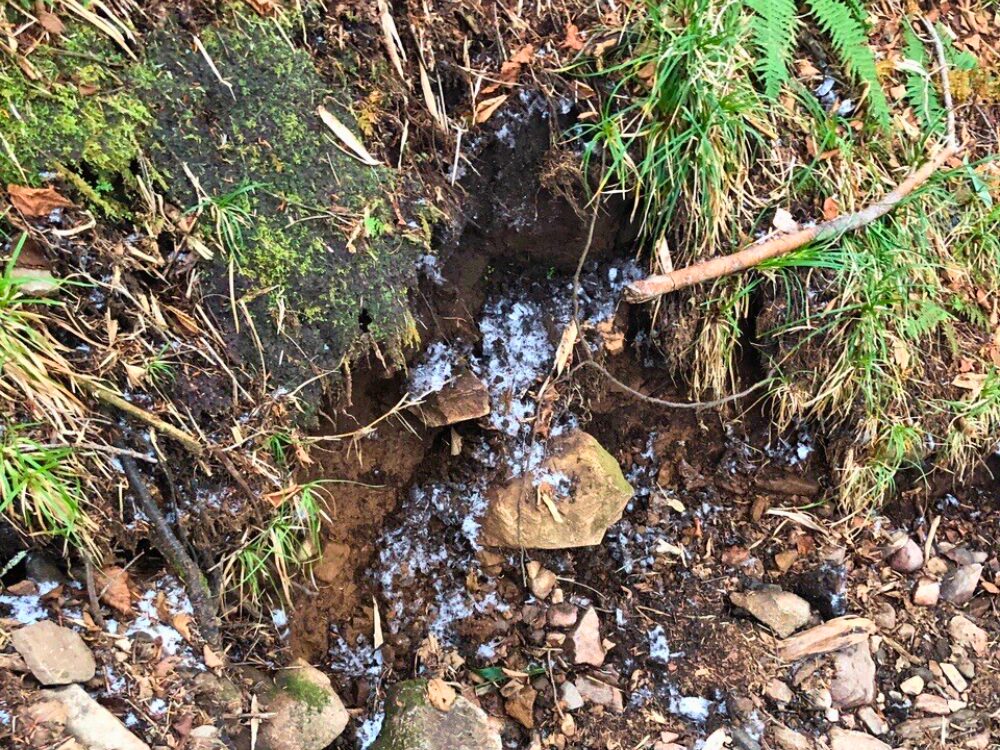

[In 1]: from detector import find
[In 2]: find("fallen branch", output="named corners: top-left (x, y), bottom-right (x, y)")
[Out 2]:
top-left (79, 381), bottom-right (204, 456)
top-left (624, 18), bottom-right (960, 303)
top-left (120, 452), bottom-right (220, 646)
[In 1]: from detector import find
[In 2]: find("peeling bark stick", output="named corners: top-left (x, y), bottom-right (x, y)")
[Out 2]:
top-left (624, 144), bottom-right (958, 302)
top-left (120, 452), bottom-right (220, 646)
top-left (625, 18), bottom-right (960, 304)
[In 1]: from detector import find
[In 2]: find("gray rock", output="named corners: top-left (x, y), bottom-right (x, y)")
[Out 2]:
top-left (372, 679), bottom-right (501, 750)
top-left (12, 621), bottom-right (96, 685)
top-left (830, 642), bottom-right (876, 708)
top-left (940, 564), bottom-right (982, 605)
top-left (730, 587), bottom-right (811, 638)
top-left (40, 684), bottom-right (149, 750)
top-left (765, 678), bottom-right (793, 705)
top-left (912, 578), bottom-right (940, 607)
top-left (770, 725), bottom-right (814, 750)
top-left (829, 728), bottom-right (890, 750)
top-left (559, 681), bottom-right (584, 711)
top-left (258, 659), bottom-right (349, 750)
top-left (415, 372), bottom-right (490, 427)
top-left (887, 537), bottom-right (923, 573)
top-left (574, 676), bottom-right (624, 713)
top-left (568, 607), bottom-right (606, 666)
top-left (948, 615), bottom-right (988, 656)
top-left (856, 706), bottom-right (888, 735)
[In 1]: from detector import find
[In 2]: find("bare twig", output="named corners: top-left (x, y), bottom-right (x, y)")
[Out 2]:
top-left (80, 381), bottom-right (204, 456)
top-left (119, 452), bottom-right (220, 646)
top-left (624, 22), bottom-right (961, 303)
top-left (84, 559), bottom-right (107, 631)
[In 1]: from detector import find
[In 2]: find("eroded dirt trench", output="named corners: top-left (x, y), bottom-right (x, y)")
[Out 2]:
top-left (285, 101), bottom-right (1000, 749)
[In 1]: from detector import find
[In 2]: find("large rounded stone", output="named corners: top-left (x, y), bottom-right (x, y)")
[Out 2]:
top-left (258, 659), bottom-right (349, 750)
top-left (372, 679), bottom-right (501, 750)
top-left (481, 431), bottom-right (633, 549)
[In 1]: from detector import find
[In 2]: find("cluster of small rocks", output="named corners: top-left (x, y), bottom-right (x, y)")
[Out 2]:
top-left (728, 530), bottom-right (994, 750)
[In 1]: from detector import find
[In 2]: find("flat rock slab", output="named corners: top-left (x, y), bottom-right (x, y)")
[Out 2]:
top-left (481, 430), bottom-right (633, 549)
top-left (372, 679), bottom-right (502, 750)
top-left (830, 641), bottom-right (876, 708)
top-left (730, 587), bottom-right (811, 638)
top-left (12, 621), bottom-right (96, 686)
top-left (41, 684), bottom-right (149, 750)
top-left (415, 372), bottom-right (490, 427)
top-left (829, 728), bottom-right (890, 750)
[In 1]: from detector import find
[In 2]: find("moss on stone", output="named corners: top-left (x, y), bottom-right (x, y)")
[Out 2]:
top-left (0, 25), bottom-right (151, 212)
top-left (135, 8), bottom-right (424, 399)
top-left (280, 673), bottom-right (331, 712)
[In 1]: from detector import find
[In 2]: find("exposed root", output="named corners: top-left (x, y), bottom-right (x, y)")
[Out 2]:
top-left (119, 452), bottom-right (220, 647)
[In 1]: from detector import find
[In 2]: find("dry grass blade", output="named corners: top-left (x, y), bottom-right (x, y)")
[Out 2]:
top-left (57, 0), bottom-right (137, 60)
top-left (317, 105), bottom-right (382, 166)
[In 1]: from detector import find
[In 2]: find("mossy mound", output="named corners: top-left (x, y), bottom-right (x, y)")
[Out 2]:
top-left (3, 8), bottom-right (427, 410)
top-left (136, 13), bottom-right (423, 403)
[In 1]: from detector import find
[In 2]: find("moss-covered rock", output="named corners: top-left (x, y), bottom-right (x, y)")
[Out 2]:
top-left (4, 6), bottom-right (428, 409)
top-left (372, 679), bottom-right (502, 750)
top-left (135, 11), bottom-right (423, 403)
top-left (259, 659), bottom-right (349, 750)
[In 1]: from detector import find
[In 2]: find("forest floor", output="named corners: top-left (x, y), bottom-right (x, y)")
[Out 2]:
top-left (1, 1), bottom-right (999, 750)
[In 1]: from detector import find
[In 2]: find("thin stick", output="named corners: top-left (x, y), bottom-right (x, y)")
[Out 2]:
top-left (80, 381), bottom-right (204, 456)
top-left (84, 559), bottom-right (107, 631)
top-left (120, 453), bottom-right (219, 646)
top-left (624, 22), bottom-right (961, 303)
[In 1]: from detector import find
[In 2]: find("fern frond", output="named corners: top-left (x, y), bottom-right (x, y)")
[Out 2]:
top-left (746, 0), bottom-right (800, 99)
top-left (806, 0), bottom-right (890, 128)
top-left (902, 24), bottom-right (944, 134)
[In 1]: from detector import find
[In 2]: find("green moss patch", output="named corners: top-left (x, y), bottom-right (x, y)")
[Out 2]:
top-left (136, 11), bottom-right (423, 397)
top-left (0, 25), bottom-right (151, 215)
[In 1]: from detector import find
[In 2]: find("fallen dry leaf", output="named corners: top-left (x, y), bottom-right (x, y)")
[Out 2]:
top-left (426, 678), bottom-right (456, 712)
top-left (203, 645), bottom-right (224, 669)
top-left (821, 196), bottom-right (840, 221)
top-left (953, 371), bottom-right (988, 396)
top-left (37, 10), bottom-right (66, 35)
top-left (474, 94), bottom-right (508, 124)
top-left (7, 184), bottom-right (74, 217)
top-left (171, 612), bottom-right (195, 643)
top-left (97, 566), bottom-right (133, 615)
top-left (562, 23), bottom-right (585, 51)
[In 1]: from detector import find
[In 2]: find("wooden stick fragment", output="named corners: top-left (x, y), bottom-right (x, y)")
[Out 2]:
top-left (624, 145), bottom-right (959, 302)
top-left (120, 453), bottom-right (220, 646)
top-left (624, 18), bottom-right (961, 304)
top-left (79, 381), bottom-right (204, 456)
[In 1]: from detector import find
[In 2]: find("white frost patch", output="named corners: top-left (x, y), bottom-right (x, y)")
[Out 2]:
top-left (0, 580), bottom-right (58, 624)
top-left (408, 342), bottom-right (458, 396)
top-left (669, 694), bottom-right (713, 723)
top-left (271, 608), bottom-right (289, 639)
top-left (126, 577), bottom-right (201, 667)
top-left (647, 625), bottom-right (672, 663)
top-left (357, 709), bottom-right (384, 749)
top-left (476, 298), bottom-right (554, 436)
top-left (416, 254), bottom-right (444, 285)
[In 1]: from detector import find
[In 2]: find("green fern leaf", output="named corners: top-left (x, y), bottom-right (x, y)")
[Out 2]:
top-left (746, 0), bottom-right (800, 99)
top-left (806, 0), bottom-right (890, 127)
top-left (902, 24), bottom-right (944, 134)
